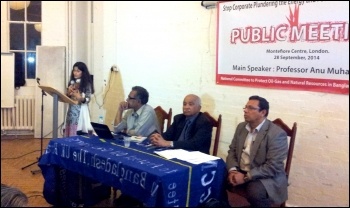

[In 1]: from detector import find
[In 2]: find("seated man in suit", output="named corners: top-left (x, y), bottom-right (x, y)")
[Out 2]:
top-left (149, 94), bottom-right (213, 154)
top-left (226, 95), bottom-right (288, 207)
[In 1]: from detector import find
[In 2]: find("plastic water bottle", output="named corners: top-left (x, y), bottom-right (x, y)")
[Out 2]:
top-left (98, 115), bottom-right (104, 124)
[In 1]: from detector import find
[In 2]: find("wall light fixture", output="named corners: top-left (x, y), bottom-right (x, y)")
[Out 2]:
top-left (34, 23), bottom-right (42, 32)
top-left (9, 1), bottom-right (31, 10)
top-left (201, 1), bottom-right (218, 9)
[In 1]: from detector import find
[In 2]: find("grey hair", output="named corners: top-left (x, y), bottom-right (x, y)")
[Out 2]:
top-left (1, 184), bottom-right (28, 207)
top-left (186, 94), bottom-right (201, 106)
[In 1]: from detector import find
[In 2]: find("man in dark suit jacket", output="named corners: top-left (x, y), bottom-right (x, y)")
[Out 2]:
top-left (150, 94), bottom-right (213, 154)
top-left (115, 95), bottom-right (213, 206)
top-left (226, 95), bottom-right (288, 206)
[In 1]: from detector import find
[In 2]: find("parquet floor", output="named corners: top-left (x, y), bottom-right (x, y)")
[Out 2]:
top-left (1, 135), bottom-right (115, 207)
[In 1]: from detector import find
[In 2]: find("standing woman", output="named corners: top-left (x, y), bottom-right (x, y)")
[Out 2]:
top-left (64, 61), bottom-right (94, 137)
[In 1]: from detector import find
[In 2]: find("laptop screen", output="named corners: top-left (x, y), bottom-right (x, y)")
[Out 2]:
top-left (90, 122), bottom-right (115, 139)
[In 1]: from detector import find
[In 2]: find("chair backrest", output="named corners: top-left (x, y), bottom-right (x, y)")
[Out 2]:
top-left (154, 106), bottom-right (172, 133)
top-left (272, 118), bottom-right (297, 179)
top-left (203, 112), bottom-right (222, 156)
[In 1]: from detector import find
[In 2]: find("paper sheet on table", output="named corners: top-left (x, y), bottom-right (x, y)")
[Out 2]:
top-left (130, 136), bottom-right (147, 143)
top-left (154, 149), bottom-right (188, 159)
top-left (154, 149), bottom-right (220, 164)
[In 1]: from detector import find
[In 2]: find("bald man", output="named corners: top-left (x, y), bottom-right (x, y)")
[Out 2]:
top-left (150, 94), bottom-right (213, 154)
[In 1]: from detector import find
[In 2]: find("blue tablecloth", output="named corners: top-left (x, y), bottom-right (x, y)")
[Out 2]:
top-left (39, 135), bottom-right (227, 207)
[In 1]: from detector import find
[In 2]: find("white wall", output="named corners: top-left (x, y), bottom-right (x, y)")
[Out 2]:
top-left (90, 2), bottom-right (349, 206)
top-left (1, 1), bottom-right (348, 206)
top-left (1, 1), bottom-right (9, 52)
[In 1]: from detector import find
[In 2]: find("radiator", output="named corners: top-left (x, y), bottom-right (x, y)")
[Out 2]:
top-left (1, 96), bottom-right (35, 130)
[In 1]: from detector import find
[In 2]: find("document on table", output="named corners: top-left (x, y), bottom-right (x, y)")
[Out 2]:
top-left (130, 136), bottom-right (147, 143)
top-left (154, 149), bottom-right (220, 164)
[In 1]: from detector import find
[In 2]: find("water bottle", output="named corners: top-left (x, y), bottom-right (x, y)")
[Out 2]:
top-left (98, 115), bottom-right (104, 124)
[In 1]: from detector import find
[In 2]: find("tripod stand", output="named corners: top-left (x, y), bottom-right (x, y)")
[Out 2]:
top-left (21, 78), bottom-right (46, 174)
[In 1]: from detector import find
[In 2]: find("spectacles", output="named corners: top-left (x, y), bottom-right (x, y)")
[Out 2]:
top-left (243, 105), bottom-right (260, 111)
top-left (127, 96), bottom-right (137, 100)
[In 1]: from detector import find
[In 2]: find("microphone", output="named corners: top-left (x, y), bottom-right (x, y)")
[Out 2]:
top-left (70, 79), bottom-right (81, 86)
top-left (69, 79), bottom-right (81, 91)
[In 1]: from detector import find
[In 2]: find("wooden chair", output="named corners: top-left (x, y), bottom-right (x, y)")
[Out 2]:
top-left (154, 106), bottom-right (172, 133)
top-left (273, 118), bottom-right (297, 183)
top-left (203, 112), bottom-right (222, 156)
top-left (113, 106), bottom-right (172, 198)
top-left (227, 118), bottom-right (297, 207)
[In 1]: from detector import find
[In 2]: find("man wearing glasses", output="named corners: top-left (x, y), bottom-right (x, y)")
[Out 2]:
top-left (113, 86), bottom-right (160, 136)
top-left (113, 86), bottom-right (161, 206)
top-left (226, 95), bottom-right (288, 207)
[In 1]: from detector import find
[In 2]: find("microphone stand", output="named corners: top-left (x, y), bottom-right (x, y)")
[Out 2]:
top-left (21, 78), bottom-right (46, 174)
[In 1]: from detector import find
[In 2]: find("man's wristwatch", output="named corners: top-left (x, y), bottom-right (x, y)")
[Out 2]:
top-left (243, 174), bottom-right (249, 182)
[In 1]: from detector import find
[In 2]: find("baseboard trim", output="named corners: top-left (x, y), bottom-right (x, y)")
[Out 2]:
top-left (1, 130), bottom-right (34, 136)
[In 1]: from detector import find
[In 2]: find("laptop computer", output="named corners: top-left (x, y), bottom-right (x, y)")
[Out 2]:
top-left (91, 122), bottom-right (129, 140)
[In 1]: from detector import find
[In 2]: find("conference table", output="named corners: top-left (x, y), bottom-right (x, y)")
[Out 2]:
top-left (38, 135), bottom-right (227, 207)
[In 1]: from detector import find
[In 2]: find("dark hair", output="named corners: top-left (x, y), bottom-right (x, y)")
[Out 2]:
top-left (249, 95), bottom-right (269, 117)
top-left (1, 184), bottom-right (28, 207)
top-left (70, 62), bottom-right (95, 94)
top-left (132, 86), bottom-right (149, 104)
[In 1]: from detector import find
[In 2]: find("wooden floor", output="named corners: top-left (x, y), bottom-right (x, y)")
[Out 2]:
top-left (1, 135), bottom-right (248, 207)
top-left (1, 135), bottom-right (116, 207)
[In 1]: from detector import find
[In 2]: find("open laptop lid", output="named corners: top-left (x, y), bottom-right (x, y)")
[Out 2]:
top-left (90, 122), bottom-right (115, 139)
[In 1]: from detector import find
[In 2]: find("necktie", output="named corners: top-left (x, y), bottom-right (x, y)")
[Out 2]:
top-left (179, 120), bottom-right (191, 141)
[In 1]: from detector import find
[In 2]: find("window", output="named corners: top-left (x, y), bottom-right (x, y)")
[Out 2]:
top-left (8, 1), bottom-right (41, 87)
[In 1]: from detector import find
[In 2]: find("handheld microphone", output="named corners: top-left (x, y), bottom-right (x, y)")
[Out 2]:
top-left (70, 79), bottom-right (81, 86)
top-left (70, 79), bottom-right (81, 91)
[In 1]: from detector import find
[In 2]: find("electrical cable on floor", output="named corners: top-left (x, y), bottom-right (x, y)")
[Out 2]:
top-left (1, 149), bottom-right (47, 160)
top-left (1, 121), bottom-right (78, 160)
top-left (27, 194), bottom-right (44, 199)
top-left (41, 122), bottom-right (64, 138)
top-left (2, 121), bottom-right (69, 160)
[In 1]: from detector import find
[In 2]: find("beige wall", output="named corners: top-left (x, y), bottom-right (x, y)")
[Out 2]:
top-left (93, 2), bottom-right (348, 206)
top-left (1, 1), bottom-right (348, 206)
top-left (1, 1), bottom-right (9, 52)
